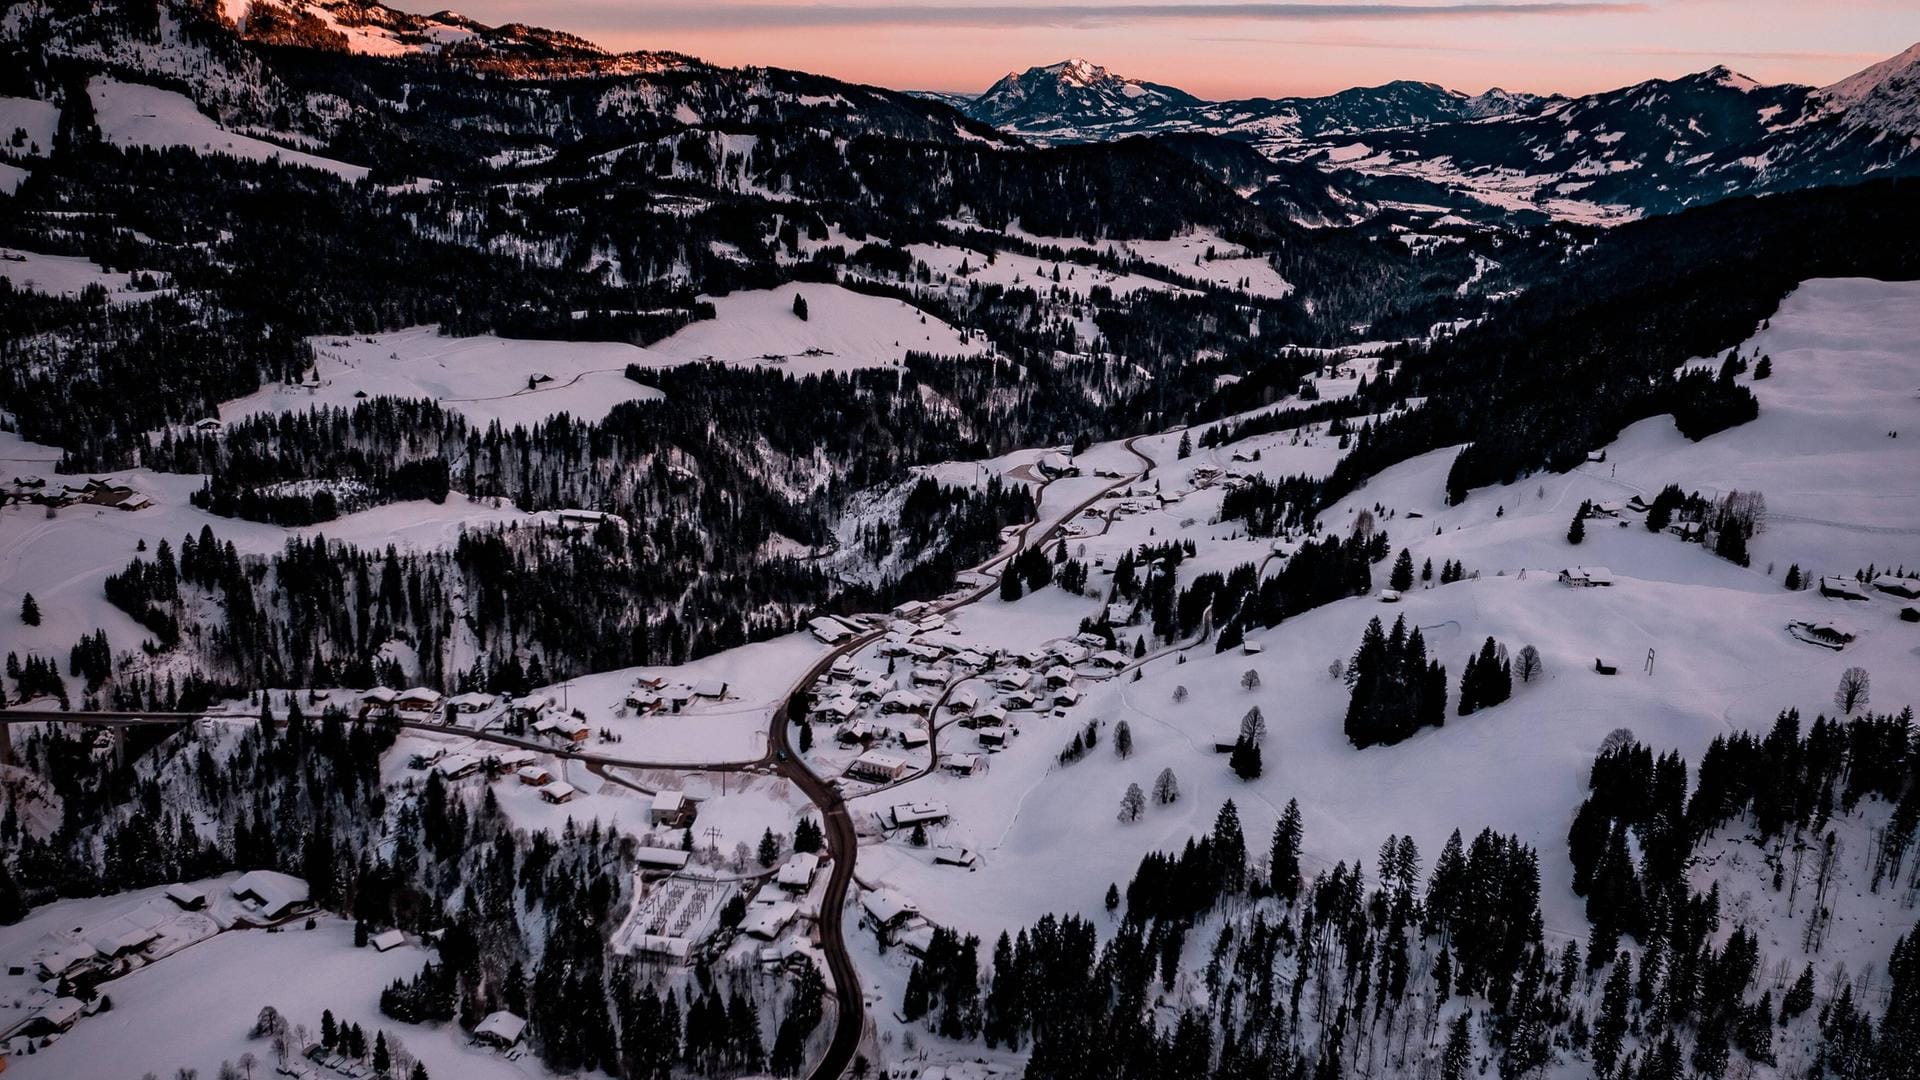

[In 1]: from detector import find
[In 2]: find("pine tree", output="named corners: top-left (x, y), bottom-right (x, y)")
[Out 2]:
top-left (1389, 548), bottom-right (1414, 591)
top-left (1229, 736), bottom-right (1262, 780)
top-left (1270, 799), bottom-right (1302, 900)
top-left (19, 593), bottom-right (38, 626)
top-left (1441, 1013), bottom-right (1472, 1080)
top-left (1781, 963), bottom-right (1815, 1020)
top-left (757, 828), bottom-right (779, 867)
top-left (1594, 953), bottom-right (1631, 1073)
top-left (1113, 720), bottom-right (1133, 758)
top-left (1105, 882), bottom-right (1120, 911)
top-left (1784, 563), bottom-right (1801, 590)
top-left (791, 294), bottom-right (809, 320)
top-left (1569, 503), bottom-right (1588, 544)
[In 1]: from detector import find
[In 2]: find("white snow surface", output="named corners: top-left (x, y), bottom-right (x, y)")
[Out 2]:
top-left (87, 77), bottom-right (370, 181)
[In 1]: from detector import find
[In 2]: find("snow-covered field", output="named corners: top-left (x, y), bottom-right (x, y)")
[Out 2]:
top-left (87, 77), bottom-right (371, 181)
top-left (0, 247), bottom-right (165, 304)
top-left (634, 282), bottom-right (985, 373)
top-left (223, 327), bottom-right (667, 429)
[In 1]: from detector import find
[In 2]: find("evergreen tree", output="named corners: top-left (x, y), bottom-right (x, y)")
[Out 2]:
top-left (1569, 503), bottom-right (1588, 545)
top-left (1270, 799), bottom-right (1302, 901)
top-left (1442, 1013), bottom-right (1472, 1080)
top-left (19, 593), bottom-right (38, 626)
top-left (1229, 736), bottom-right (1262, 780)
top-left (1389, 548), bottom-right (1414, 592)
top-left (791, 294), bottom-right (809, 320)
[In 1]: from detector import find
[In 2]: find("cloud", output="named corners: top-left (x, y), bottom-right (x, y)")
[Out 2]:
top-left (580, 2), bottom-right (1648, 33)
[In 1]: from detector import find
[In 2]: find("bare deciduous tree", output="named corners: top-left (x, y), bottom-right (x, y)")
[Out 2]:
top-left (1153, 767), bottom-right (1180, 805)
top-left (1516, 644), bottom-right (1542, 684)
top-left (1119, 783), bottom-right (1146, 823)
top-left (1835, 667), bottom-right (1870, 714)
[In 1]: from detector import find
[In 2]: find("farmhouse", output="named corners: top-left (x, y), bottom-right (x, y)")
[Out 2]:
top-left (808, 615), bottom-right (855, 644)
top-left (230, 870), bottom-right (311, 921)
top-left (474, 1011), bottom-right (527, 1049)
top-left (879, 689), bottom-right (929, 714)
top-left (1820, 576), bottom-right (1871, 601)
top-left (776, 853), bottom-right (820, 891)
top-left (846, 749), bottom-right (912, 783)
top-left (651, 790), bottom-right (695, 827)
top-left (35, 942), bottom-right (98, 982)
top-left (1559, 566), bottom-right (1614, 588)
top-left (1789, 619), bottom-right (1856, 650)
top-left (1871, 575), bottom-right (1920, 600)
top-left (889, 801), bottom-right (950, 828)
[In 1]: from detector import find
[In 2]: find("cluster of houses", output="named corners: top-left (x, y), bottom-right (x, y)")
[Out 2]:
top-left (4, 476), bottom-right (152, 512)
top-left (813, 621), bottom-right (1126, 788)
top-left (7, 872), bottom-right (314, 1049)
top-left (1789, 572), bottom-right (1920, 647)
top-left (623, 673), bottom-right (730, 715)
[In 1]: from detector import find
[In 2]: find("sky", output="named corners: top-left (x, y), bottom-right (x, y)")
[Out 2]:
top-left (451, 1), bottom-right (1920, 99)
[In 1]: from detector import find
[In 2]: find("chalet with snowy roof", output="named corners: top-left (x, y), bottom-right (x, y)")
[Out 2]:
top-left (1819, 575), bottom-right (1871, 601)
top-left (976, 726), bottom-right (1011, 749)
top-left (164, 883), bottom-right (207, 910)
top-left (517, 765), bottom-right (554, 786)
top-left (1091, 649), bottom-right (1130, 669)
top-left (1559, 566), bottom-right (1614, 588)
top-left (859, 889), bottom-right (918, 940)
top-left (893, 600), bottom-right (929, 620)
top-left (1042, 665), bottom-right (1075, 687)
top-left (1001, 689), bottom-right (1037, 710)
top-left (230, 870), bottom-right (310, 921)
top-left (1054, 686), bottom-right (1083, 708)
top-left (533, 715), bottom-right (590, 743)
top-left (537, 781), bottom-right (576, 804)
top-left (995, 669), bottom-right (1032, 691)
top-left (35, 942), bottom-right (97, 982)
top-left (808, 615), bottom-right (856, 644)
top-left (17, 996), bottom-right (84, 1037)
top-left (1872, 575), bottom-right (1920, 600)
top-left (433, 753), bottom-right (482, 779)
top-left (394, 687), bottom-right (444, 713)
top-left (693, 678), bottom-right (728, 699)
top-left (489, 748), bottom-right (537, 773)
top-left (934, 846), bottom-right (978, 868)
top-left (814, 696), bottom-right (859, 723)
top-left (947, 687), bottom-right (979, 713)
top-left (650, 790), bottom-right (695, 827)
top-left (1789, 619), bottom-right (1856, 650)
top-left (941, 752), bottom-right (982, 776)
top-left (369, 928), bottom-right (406, 952)
top-left (447, 692), bottom-right (495, 713)
top-left (889, 802), bottom-right (949, 829)
top-left (626, 689), bottom-right (662, 712)
top-left (474, 1011), bottom-right (527, 1049)
top-left (837, 719), bottom-right (878, 745)
top-left (846, 749), bottom-right (912, 783)
top-left (910, 665), bottom-right (951, 688)
top-left (740, 901), bottom-right (799, 940)
top-left (966, 703), bottom-right (1009, 728)
top-left (899, 727), bottom-right (930, 749)
top-left (776, 853), bottom-right (820, 891)
top-left (879, 689), bottom-right (929, 714)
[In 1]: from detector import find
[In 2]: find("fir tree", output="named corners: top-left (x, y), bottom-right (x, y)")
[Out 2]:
top-left (19, 593), bottom-right (38, 626)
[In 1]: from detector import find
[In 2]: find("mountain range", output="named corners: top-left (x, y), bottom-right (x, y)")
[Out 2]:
top-left (953, 49), bottom-right (1920, 223)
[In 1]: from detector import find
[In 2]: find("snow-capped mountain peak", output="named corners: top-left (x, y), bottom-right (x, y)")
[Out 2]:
top-left (1817, 41), bottom-right (1920, 136)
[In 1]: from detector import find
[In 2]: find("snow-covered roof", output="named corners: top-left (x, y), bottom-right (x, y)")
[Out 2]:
top-left (850, 749), bottom-right (912, 774)
top-left (369, 928), bottom-right (406, 952)
top-left (890, 801), bottom-right (949, 827)
top-left (860, 888), bottom-right (917, 925)
top-left (230, 869), bottom-right (310, 918)
top-left (164, 882), bottom-right (207, 907)
top-left (538, 781), bottom-right (577, 802)
top-left (517, 765), bottom-right (552, 783)
top-left (776, 853), bottom-right (820, 888)
top-left (652, 790), bottom-right (687, 814)
top-left (635, 845), bottom-right (692, 868)
top-left (475, 1010), bottom-right (527, 1045)
top-left (740, 900), bottom-right (799, 940)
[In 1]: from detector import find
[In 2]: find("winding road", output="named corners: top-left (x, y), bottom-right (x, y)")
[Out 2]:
top-left (0, 433), bottom-right (1158, 1079)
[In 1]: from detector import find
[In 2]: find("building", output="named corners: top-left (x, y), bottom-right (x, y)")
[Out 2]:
top-left (489, 749), bottom-right (537, 774)
top-left (940, 752), bottom-right (982, 776)
top-left (164, 883), bottom-right (207, 910)
top-left (538, 781), bottom-right (577, 804)
top-left (976, 726), bottom-right (1011, 749)
top-left (369, 929), bottom-right (406, 952)
top-left (1559, 566), bottom-right (1615, 588)
top-left (517, 765), bottom-right (554, 786)
top-left (859, 889), bottom-right (918, 941)
top-left (533, 716), bottom-right (590, 743)
top-left (910, 665), bottom-right (951, 688)
top-left (634, 846), bottom-right (692, 871)
top-left (1090, 650), bottom-right (1129, 669)
top-left (808, 615), bottom-right (855, 644)
top-left (846, 749), bottom-right (912, 783)
top-left (947, 688), bottom-right (979, 714)
top-left (900, 727), bottom-right (929, 749)
top-left (879, 689), bottom-right (929, 714)
top-left (933, 845), bottom-right (978, 868)
top-left (433, 753), bottom-right (482, 780)
top-left (447, 692), bottom-right (495, 713)
top-left (776, 853), bottom-right (820, 891)
top-left (651, 790), bottom-right (695, 827)
top-left (230, 870), bottom-right (311, 921)
top-left (394, 687), bottom-right (444, 713)
top-left (17, 997), bottom-right (84, 1038)
top-left (1789, 619), bottom-right (1856, 650)
top-left (35, 942), bottom-right (97, 982)
top-left (1820, 576), bottom-right (1871, 601)
top-left (474, 1011), bottom-right (527, 1049)
top-left (1872, 575), bottom-right (1920, 600)
top-left (740, 901), bottom-right (800, 940)
top-left (693, 679), bottom-right (728, 699)
top-left (889, 801), bottom-right (949, 829)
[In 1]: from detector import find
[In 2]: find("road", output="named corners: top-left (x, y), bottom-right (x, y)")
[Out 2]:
top-left (0, 434), bottom-right (1158, 1079)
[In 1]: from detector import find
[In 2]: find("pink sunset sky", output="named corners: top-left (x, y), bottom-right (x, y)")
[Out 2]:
top-left (447, 1), bottom-right (1918, 98)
